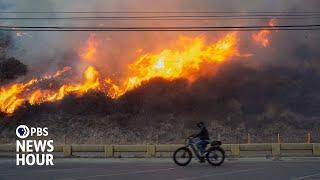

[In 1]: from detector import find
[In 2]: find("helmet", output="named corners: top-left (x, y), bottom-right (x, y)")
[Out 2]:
top-left (196, 122), bottom-right (204, 128)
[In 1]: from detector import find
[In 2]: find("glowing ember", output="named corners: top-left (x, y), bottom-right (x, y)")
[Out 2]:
top-left (252, 19), bottom-right (277, 47)
top-left (15, 32), bottom-right (31, 38)
top-left (16, 32), bottom-right (23, 37)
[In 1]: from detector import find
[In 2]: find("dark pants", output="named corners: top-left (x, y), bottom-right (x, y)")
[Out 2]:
top-left (197, 140), bottom-right (209, 155)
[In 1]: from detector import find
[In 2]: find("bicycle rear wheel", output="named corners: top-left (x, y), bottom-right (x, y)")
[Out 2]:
top-left (206, 147), bottom-right (225, 166)
top-left (173, 147), bottom-right (192, 166)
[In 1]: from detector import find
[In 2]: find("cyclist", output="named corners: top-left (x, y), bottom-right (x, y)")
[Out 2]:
top-left (190, 122), bottom-right (210, 162)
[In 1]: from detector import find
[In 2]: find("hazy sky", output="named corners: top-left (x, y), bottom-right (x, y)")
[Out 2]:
top-left (1, 0), bottom-right (320, 12)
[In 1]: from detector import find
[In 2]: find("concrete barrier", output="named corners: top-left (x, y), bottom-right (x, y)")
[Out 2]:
top-left (313, 143), bottom-right (320, 156)
top-left (146, 144), bottom-right (156, 157)
top-left (230, 144), bottom-right (240, 157)
top-left (104, 145), bottom-right (114, 158)
top-left (114, 145), bottom-right (146, 152)
top-left (63, 145), bottom-right (72, 157)
top-left (240, 143), bottom-right (271, 151)
top-left (0, 144), bottom-right (15, 152)
top-left (2, 143), bottom-right (319, 158)
top-left (281, 143), bottom-right (313, 150)
top-left (272, 143), bottom-right (281, 157)
top-left (72, 145), bottom-right (104, 152)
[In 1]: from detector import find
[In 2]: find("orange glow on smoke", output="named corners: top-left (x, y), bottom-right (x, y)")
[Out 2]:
top-left (252, 19), bottom-right (277, 47)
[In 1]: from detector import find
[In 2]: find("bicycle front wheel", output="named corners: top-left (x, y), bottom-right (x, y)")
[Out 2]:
top-left (173, 147), bottom-right (192, 166)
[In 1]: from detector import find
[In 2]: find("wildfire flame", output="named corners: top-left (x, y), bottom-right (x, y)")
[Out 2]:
top-left (28, 65), bottom-right (100, 105)
top-left (1, 29), bottom-right (266, 115)
top-left (106, 32), bottom-right (240, 97)
top-left (79, 33), bottom-right (98, 61)
top-left (252, 19), bottom-right (277, 47)
top-left (0, 79), bottom-right (37, 114)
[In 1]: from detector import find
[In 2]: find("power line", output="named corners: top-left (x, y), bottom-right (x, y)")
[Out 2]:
top-left (2, 28), bottom-right (320, 32)
top-left (1, 16), bottom-right (320, 21)
top-left (1, 14), bottom-right (320, 19)
top-left (0, 11), bottom-right (320, 14)
top-left (1, 17), bottom-right (319, 21)
top-left (0, 14), bottom-right (319, 23)
top-left (1, 24), bottom-right (320, 31)
top-left (2, 24), bottom-right (320, 29)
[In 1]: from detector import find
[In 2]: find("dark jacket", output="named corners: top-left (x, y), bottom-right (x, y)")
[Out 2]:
top-left (194, 127), bottom-right (209, 140)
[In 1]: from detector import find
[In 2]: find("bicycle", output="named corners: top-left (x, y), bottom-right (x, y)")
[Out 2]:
top-left (173, 137), bottom-right (225, 166)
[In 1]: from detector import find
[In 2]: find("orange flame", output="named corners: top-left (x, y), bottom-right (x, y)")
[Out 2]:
top-left (252, 19), bottom-right (277, 47)
top-left (0, 79), bottom-right (37, 114)
top-left (79, 33), bottom-right (98, 61)
top-left (1, 32), bottom-right (249, 115)
top-left (29, 65), bottom-right (100, 104)
top-left (42, 66), bottom-right (71, 80)
top-left (105, 32), bottom-right (240, 98)
top-left (0, 66), bottom-right (98, 114)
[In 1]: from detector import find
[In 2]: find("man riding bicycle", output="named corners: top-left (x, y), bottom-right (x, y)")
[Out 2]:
top-left (173, 122), bottom-right (225, 166)
top-left (190, 122), bottom-right (210, 162)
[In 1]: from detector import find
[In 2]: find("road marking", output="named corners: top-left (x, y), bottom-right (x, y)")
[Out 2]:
top-left (291, 172), bottom-right (320, 180)
top-left (177, 168), bottom-right (263, 180)
top-left (56, 167), bottom-right (174, 180)
top-left (0, 167), bottom-right (92, 176)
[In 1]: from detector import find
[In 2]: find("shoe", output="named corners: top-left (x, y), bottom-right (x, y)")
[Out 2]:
top-left (199, 157), bottom-right (205, 163)
top-left (199, 152), bottom-right (207, 157)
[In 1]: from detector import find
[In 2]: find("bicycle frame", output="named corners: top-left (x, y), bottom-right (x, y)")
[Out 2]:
top-left (184, 138), bottom-right (206, 160)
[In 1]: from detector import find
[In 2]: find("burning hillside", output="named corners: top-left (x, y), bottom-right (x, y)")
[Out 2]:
top-left (0, 28), bottom-right (264, 115)
top-left (0, 33), bottom-right (251, 114)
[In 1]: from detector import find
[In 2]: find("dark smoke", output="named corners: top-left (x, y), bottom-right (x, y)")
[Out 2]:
top-left (0, 57), bottom-right (27, 83)
top-left (0, 32), bottom-right (27, 83)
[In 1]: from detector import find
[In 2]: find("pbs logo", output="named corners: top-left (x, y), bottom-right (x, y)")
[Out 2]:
top-left (16, 125), bottom-right (30, 139)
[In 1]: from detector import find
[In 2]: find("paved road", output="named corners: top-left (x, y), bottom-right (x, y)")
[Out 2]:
top-left (0, 158), bottom-right (320, 180)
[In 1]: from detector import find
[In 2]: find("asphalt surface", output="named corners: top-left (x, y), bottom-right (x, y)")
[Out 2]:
top-left (0, 158), bottom-right (320, 180)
